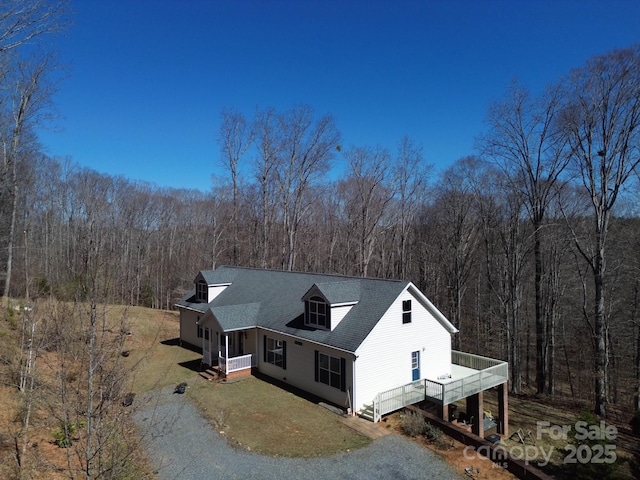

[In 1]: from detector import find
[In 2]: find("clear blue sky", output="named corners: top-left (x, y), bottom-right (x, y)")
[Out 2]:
top-left (38, 0), bottom-right (640, 192)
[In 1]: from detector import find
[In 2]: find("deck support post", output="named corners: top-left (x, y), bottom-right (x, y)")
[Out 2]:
top-left (466, 391), bottom-right (484, 438)
top-left (498, 381), bottom-right (508, 436)
top-left (438, 403), bottom-right (449, 421)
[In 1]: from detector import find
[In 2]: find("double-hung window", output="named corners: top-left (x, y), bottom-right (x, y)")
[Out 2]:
top-left (263, 335), bottom-right (286, 369)
top-left (196, 281), bottom-right (208, 302)
top-left (315, 351), bottom-right (346, 391)
top-left (306, 296), bottom-right (330, 329)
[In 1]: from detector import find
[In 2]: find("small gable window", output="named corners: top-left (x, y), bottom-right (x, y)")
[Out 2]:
top-left (196, 281), bottom-right (208, 302)
top-left (306, 296), bottom-right (330, 329)
top-left (402, 300), bottom-right (412, 324)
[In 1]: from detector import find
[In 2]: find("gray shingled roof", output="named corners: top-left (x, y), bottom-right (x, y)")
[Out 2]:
top-left (176, 266), bottom-right (410, 353)
top-left (311, 280), bottom-right (361, 304)
top-left (210, 303), bottom-right (260, 330)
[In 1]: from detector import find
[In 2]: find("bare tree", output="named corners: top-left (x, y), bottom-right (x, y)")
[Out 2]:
top-left (340, 146), bottom-right (395, 277)
top-left (469, 161), bottom-right (531, 394)
top-left (393, 137), bottom-right (431, 279)
top-left (0, 0), bottom-right (68, 53)
top-left (1, 53), bottom-right (56, 300)
top-left (218, 108), bottom-right (252, 265)
top-left (12, 300), bottom-right (51, 474)
top-left (560, 45), bottom-right (640, 416)
top-left (479, 80), bottom-right (570, 394)
top-left (430, 157), bottom-right (482, 350)
top-left (252, 107), bottom-right (281, 268)
top-left (275, 105), bottom-right (339, 271)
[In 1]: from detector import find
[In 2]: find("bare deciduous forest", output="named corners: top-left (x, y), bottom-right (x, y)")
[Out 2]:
top-left (2, 1), bottom-right (640, 477)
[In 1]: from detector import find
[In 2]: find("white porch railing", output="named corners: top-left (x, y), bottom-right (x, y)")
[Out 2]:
top-left (370, 350), bottom-right (508, 422)
top-left (218, 353), bottom-right (253, 374)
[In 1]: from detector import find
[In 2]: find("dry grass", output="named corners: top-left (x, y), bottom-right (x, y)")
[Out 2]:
top-left (119, 306), bottom-right (202, 393)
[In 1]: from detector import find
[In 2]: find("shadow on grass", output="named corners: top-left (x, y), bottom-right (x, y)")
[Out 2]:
top-left (161, 337), bottom-right (202, 353)
top-left (178, 358), bottom-right (203, 373)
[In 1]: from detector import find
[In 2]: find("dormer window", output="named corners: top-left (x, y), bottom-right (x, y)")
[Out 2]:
top-left (196, 281), bottom-right (208, 302)
top-left (306, 295), bottom-right (330, 329)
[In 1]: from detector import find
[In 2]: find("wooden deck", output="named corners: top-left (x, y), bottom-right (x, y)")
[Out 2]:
top-left (371, 351), bottom-right (508, 422)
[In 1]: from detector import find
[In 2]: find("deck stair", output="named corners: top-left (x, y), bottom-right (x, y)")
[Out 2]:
top-left (358, 403), bottom-right (375, 422)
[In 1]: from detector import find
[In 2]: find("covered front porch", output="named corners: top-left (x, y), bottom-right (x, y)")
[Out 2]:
top-left (370, 350), bottom-right (509, 438)
top-left (201, 326), bottom-right (257, 379)
top-left (198, 302), bottom-right (260, 379)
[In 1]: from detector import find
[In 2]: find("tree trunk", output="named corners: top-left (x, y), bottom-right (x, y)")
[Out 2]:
top-left (594, 247), bottom-right (607, 416)
top-left (534, 220), bottom-right (546, 394)
top-left (3, 161), bottom-right (17, 298)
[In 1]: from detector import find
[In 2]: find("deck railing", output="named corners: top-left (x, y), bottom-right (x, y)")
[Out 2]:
top-left (370, 351), bottom-right (508, 422)
top-left (452, 350), bottom-right (506, 372)
top-left (218, 353), bottom-right (253, 374)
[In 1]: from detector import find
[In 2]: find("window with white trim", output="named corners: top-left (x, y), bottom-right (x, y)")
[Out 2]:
top-left (264, 335), bottom-right (286, 369)
top-left (315, 351), bottom-right (345, 391)
top-left (196, 281), bottom-right (208, 302)
top-left (306, 296), bottom-right (330, 329)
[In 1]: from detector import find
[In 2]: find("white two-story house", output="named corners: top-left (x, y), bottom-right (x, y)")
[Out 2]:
top-left (176, 266), bottom-right (509, 437)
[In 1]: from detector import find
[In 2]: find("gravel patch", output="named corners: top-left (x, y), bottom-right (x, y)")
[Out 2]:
top-left (133, 386), bottom-right (466, 480)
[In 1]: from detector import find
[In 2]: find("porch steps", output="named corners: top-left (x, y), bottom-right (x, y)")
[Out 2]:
top-left (358, 403), bottom-right (375, 422)
top-left (199, 367), bottom-right (219, 382)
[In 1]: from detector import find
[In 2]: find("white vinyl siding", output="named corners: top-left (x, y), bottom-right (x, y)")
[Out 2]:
top-left (353, 287), bottom-right (452, 413)
top-left (329, 304), bottom-right (354, 330)
top-left (258, 331), bottom-right (352, 408)
top-left (207, 284), bottom-right (228, 302)
top-left (179, 309), bottom-right (202, 348)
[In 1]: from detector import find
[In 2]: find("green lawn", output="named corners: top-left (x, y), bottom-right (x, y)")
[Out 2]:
top-left (188, 377), bottom-right (371, 457)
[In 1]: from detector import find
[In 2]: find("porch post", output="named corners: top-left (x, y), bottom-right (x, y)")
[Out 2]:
top-left (497, 381), bottom-right (509, 436)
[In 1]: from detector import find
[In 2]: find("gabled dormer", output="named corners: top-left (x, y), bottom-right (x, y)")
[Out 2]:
top-left (194, 271), bottom-right (231, 303)
top-left (302, 280), bottom-right (360, 331)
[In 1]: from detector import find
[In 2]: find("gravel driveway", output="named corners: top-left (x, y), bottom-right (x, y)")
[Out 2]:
top-left (133, 386), bottom-right (466, 480)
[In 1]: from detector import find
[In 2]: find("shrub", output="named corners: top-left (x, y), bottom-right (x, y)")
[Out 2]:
top-left (52, 420), bottom-right (84, 448)
top-left (424, 422), bottom-right (451, 450)
top-left (35, 277), bottom-right (51, 297)
top-left (401, 410), bottom-right (426, 437)
top-left (424, 422), bottom-right (442, 442)
top-left (564, 411), bottom-right (620, 480)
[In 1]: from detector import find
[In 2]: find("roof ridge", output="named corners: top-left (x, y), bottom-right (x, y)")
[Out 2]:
top-left (213, 265), bottom-right (407, 283)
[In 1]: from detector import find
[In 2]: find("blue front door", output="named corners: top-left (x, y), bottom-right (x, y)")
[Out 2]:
top-left (411, 351), bottom-right (420, 381)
